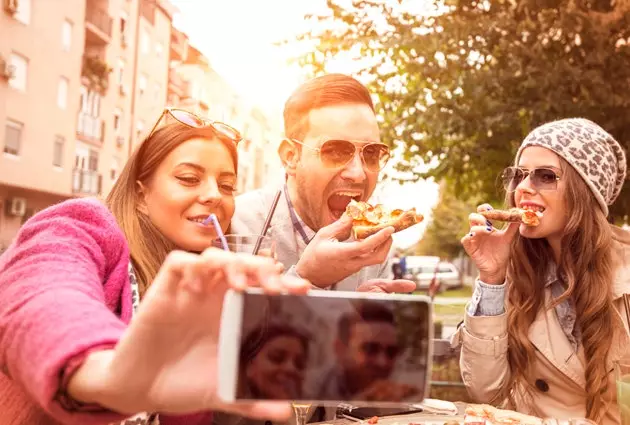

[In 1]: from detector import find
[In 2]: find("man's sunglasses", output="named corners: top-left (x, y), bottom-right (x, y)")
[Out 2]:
top-left (501, 166), bottom-right (561, 192)
top-left (147, 107), bottom-right (243, 143)
top-left (291, 139), bottom-right (390, 172)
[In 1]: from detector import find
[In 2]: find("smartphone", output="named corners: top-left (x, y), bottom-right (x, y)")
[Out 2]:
top-left (340, 406), bottom-right (425, 421)
top-left (218, 289), bottom-right (433, 407)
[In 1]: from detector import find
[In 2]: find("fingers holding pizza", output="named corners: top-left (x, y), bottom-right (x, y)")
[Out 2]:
top-left (461, 204), bottom-right (520, 285)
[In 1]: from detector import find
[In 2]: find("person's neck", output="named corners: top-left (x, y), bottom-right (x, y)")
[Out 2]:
top-left (286, 178), bottom-right (317, 231)
top-left (547, 235), bottom-right (562, 264)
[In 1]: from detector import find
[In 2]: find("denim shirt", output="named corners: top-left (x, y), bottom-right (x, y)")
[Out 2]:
top-left (467, 265), bottom-right (581, 352)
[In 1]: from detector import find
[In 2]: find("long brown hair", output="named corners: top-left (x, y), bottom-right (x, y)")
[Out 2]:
top-left (499, 159), bottom-right (616, 422)
top-left (106, 122), bottom-right (238, 294)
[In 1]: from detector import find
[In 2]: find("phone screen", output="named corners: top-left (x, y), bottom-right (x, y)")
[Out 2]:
top-left (233, 291), bottom-right (431, 405)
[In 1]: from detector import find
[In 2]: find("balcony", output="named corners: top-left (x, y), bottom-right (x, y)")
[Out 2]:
top-left (72, 169), bottom-right (102, 196)
top-left (77, 113), bottom-right (105, 146)
top-left (167, 68), bottom-right (186, 98)
top-left (170, 28), bottom-right (188, 61)
top-left (85, 5), bottom-right (113, 45)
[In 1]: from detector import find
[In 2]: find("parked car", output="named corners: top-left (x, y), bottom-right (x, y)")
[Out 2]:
top-left (405, 256), bottom-right (462, 291)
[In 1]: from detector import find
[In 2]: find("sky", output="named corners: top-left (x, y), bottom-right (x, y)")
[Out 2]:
top-left (170, 0), bottom-right (440, 249)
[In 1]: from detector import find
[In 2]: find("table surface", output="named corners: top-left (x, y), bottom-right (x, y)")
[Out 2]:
top-left (310, 403), bottom-right (468, 425)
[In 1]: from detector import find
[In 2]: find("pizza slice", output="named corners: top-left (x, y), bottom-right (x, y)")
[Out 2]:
top-left (464, 404), bottom-right (542, 425)
top-left (480, 208), bottom-right (543, 227)
top-left (345, 199), bottom-right (424, 240)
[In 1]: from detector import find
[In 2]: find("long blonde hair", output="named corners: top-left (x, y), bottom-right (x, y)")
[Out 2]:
top-left (106, 122), bottom-right (238, 294)
top-left (499, 159), bottom-right (617, 422)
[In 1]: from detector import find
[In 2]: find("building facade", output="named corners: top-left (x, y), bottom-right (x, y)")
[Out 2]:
top-left (0, 0), bottom-right (174, 249)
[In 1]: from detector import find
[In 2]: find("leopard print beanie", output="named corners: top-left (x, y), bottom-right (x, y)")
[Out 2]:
top-left (515, 118), bottom-right (627, 216)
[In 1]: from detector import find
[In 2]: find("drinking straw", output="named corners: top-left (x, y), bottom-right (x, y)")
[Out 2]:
top-left (252, 189), bottom-right (282, 255)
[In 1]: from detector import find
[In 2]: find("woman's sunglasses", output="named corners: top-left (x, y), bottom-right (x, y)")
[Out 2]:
top-left (291, 139), bottom-right (390, 172)
top-left (147, 108), bottom-right (243, 143)
top-left (501, 166), bottom-right (561, 192)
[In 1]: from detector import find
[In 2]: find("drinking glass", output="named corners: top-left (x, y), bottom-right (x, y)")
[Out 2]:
top-left (292, 402), bottom-right (312, 425)
top-left (616, 358), bottom-right (630, 425)
top-left (212, 234), bottom-right (275, 258)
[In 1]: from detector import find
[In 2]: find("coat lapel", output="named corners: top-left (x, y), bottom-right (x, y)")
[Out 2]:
top-left (528, 289), bottom-right (586, 388)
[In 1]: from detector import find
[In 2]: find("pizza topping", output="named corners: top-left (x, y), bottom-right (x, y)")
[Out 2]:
top-left (366, 416), bottom-right (379, 424)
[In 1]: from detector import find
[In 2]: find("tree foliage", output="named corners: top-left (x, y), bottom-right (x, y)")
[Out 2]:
top-left (292, 0), bottom-right (630, 221)
top-left (415, 182), bottom-right (478, 259)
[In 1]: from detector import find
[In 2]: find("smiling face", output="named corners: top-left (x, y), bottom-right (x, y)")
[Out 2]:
top-left (245, 335), bottom-right (308, 400)
top-left (513, 146), bottom-right (568, 241)
top-left (290, 103), bottom-right (382, 230)
top-left (138, 137), bottom-right (237, 252)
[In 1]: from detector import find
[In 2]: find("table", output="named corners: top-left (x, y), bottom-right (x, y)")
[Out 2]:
top-left (310, 403), bottom-right (468, 425)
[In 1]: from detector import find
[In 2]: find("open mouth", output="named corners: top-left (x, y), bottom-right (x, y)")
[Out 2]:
top-left (187, 215), bottom-right (212, 225)
top-left (521, 205), bottom-right (545, 213)
top-left (327, 191), bottom-right (362, 219)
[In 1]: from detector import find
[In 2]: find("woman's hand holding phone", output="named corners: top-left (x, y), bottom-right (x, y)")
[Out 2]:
top-left (67, 248), bottom-right (310, 420)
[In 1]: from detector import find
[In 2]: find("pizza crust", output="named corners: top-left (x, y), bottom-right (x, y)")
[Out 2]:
top-left (480, 208), bottom-right (542, 227)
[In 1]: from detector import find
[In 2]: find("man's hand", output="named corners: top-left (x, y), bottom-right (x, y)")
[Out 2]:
top-left (356, 279), bottom-right (416, 293)
top-left (295, 215), bottom-right (394, 289)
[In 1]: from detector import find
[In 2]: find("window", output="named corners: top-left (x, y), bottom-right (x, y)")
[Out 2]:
top-left (111, 156), bottom-right (120, 180)
top-left (61, 20), bottom-right (72, 51)
top-left (113, 108), bottom-right (122, 133)
top-left (117, 58), bottom-right (125, 85)
top-left (155, 42), bottom-right (164, 57)
top-left (120, 12), bottom-right (128, 44)
top-left (14, 0), bottom-right (31, 25)
top-left (88, 149), bottom-right (99, 171)
top-left (4, 120), bottom-right (23, 156)
top-left (57, 77), bottom-right (69, 110)
top-left (138, 74), bottom-right (147, 94)
top-left (8, 53), bottom-right (28, 92)
top-left (53, 136), bottom-right (64, 167)
top-left (141, 29), bottom-right (150, 55)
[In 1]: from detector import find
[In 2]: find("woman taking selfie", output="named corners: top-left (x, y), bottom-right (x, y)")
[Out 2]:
top-left (0, 109), bottom-right (309, 425)
top-left (457, 118), bottom-right (630, 424)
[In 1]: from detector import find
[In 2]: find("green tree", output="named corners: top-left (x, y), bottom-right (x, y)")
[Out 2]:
top-left (415, 183), bottom-right (477, 260)
top-left (292, 0), bottom-right (630, 221)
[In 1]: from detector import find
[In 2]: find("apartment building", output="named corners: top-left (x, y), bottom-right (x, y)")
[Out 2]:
top-left (0, 0), bottom-right (174, 249)
top-left (0, 0), bottom-right (85, 248)
top-left (168, 45), bottom-right (284, 193)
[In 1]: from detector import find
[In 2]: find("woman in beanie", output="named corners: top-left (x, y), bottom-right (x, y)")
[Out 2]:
top-left (456, 118), bottom-right (630, 424)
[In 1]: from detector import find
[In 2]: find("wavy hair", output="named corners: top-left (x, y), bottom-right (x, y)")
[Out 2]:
top-left (498, 158), bottom-right (616, 422)
top-left (106, 122), bottom-right (238, 295)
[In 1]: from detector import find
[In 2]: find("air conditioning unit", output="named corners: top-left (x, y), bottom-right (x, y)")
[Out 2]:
top-left (0, 57), bottom-right (15, 80)
top-left (4, 0), bottom-right (18, 15)
top-left (7, 197), bottom-right (26, 217)
top-left (119, 84), bottom-right (128, 96)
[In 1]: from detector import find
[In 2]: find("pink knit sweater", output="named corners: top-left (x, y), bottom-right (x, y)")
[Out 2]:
top-left (0, 198), bottom-right (211, 425)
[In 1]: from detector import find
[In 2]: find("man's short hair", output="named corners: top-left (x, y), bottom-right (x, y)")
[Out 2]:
top-left (283, 74), bottom-right (375, 140)
top-left (337, 301), bottom-right (396, 343)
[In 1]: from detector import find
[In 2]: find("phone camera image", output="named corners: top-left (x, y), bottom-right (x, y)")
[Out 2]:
top-left (231, 291), bottom-right (432, 405)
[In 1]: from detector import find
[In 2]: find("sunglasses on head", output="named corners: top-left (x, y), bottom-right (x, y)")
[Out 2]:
top-left (501, 166), bottom-right (561, 192)
top-left (147, 107), bottom-right (243, 143)
top-left (291, 139), bottom-right (390, 172)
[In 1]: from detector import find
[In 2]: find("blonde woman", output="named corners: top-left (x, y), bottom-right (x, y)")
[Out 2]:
top-left (457, 118), bottom-right (630, 424)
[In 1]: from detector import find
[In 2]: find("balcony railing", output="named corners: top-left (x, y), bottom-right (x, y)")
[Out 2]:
top-left (170, 28), bottom-right (188, 60)
top-left (85, 5), bottom-right (113, 44)
top-left (72, 169), bottom-right (102, 196)
top-left (77, 113), bottom-right (104, 144)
